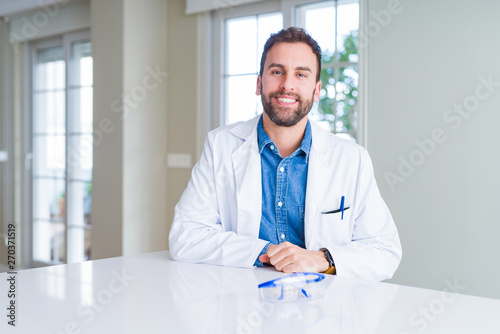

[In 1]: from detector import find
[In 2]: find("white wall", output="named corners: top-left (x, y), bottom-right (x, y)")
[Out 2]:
top-left (122, 0), bottom-right (168, 255)
top-left (91, 0), bottom-right (168, 258)
top-left (367, 0), bottom-right (500, 298)
top-left (165, 0), bottom-right (200, 249)
top-left (90, 0), bottom-right (125, 259)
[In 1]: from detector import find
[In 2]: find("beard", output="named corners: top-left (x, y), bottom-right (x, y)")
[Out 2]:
top-left (261, 85), bottom-right (315, 127)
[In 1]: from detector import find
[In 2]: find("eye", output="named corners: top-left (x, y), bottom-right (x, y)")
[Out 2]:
top-left (297, 73), bottom-right (307, 78)
top-left (272, 70), bottom-right (284, 75)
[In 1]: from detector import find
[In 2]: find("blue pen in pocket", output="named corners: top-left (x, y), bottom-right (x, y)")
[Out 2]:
top-left (340, 196), bottom-right (345, 220)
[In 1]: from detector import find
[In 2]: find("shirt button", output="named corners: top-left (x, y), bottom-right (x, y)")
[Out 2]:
top-left (270, 145), bottom-right (275, 150)
top-left (281, 234), bottom-right (285, 239)
top-left (280, 167), bottom-right (284, 172)
top-left (278, 201), bottom-right (282, 207)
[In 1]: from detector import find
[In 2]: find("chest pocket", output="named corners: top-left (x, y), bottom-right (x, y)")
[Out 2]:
top-left (315, 208), bottom-right (353, 246)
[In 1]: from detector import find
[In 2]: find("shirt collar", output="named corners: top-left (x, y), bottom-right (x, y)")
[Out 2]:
top-left (257, 116), bottom-right (273, 154)
top-left (257, 115), bottom-right (312, 159)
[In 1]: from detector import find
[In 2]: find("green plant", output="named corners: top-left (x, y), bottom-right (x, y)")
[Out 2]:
top-left (318, 30), bottom-right (358, 135)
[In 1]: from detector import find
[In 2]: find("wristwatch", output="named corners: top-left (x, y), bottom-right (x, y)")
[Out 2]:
top-left (320, 248), bottom-right (336, 274)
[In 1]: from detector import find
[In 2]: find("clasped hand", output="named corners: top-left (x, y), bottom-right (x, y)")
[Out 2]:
top-left (258, 242), bottom-right (330, 273)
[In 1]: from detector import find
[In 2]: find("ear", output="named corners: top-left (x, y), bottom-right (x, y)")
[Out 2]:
top-left (313, 80), bottom-right (322, 102)
top-left (256, 75), bottom-right (262, 96)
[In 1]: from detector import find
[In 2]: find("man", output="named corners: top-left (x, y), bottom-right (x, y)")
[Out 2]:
top-left (169, 27), bottom-right (401, 281)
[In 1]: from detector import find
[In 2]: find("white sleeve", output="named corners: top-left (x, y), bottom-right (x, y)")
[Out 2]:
top-left (168, 134), bottom-right (268, 268)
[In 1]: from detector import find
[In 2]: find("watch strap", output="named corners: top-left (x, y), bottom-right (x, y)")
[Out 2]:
top-left (320, 248), bottom-right (336, 275)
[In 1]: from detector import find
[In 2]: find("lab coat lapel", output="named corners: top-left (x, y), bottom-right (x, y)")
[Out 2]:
top-left (304, 121), bottom-right (336, 248)
top-left (230, 116), bottom-right (262, 238)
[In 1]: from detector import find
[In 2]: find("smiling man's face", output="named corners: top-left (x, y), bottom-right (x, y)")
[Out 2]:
top-left (256, 42), bottom-right (322, 127)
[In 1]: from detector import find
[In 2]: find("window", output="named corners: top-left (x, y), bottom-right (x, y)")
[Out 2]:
top-left (215, 0), bottom-right (360, 141)
top-left (30, 32), bottom-right (93, 265)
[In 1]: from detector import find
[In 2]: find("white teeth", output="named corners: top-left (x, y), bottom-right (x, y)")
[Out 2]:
top-left (277, 97), bottom-right (296, 103)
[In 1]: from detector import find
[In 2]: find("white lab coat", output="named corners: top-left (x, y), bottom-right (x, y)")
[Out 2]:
top-left (169, 115), bottom-right (402, 281)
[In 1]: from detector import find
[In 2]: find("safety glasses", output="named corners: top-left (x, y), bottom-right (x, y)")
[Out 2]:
top-left (258, 273), bottom-right (327, 302)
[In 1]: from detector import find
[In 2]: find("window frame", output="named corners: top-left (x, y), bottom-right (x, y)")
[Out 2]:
top-left (210, 0), bottom-right (367, 146)
top-left (25, 30), bottom-right (92, 268)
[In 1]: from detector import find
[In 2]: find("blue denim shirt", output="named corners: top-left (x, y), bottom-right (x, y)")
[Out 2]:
top-left (254, 116), bottom-right (311, 266)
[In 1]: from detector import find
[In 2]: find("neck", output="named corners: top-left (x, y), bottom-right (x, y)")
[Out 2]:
top-left (262, 113), bottom-right (308, 158)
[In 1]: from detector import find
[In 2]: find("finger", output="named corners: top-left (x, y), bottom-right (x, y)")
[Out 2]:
top-left (259, 254), bottom-right (270, 263)
top-left (266, 243), bottom-right (286, 257)
top-left (272, 252), bottom-right (298, 271)
top-left (267, 242), bottom-right (294, 264)
top-left (268, 247), bottom-right (292, 267)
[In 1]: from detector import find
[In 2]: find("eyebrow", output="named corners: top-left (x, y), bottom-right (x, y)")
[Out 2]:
top-left (267, 63), bottom-right (313, 73)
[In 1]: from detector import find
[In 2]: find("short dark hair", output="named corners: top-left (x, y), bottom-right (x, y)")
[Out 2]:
top-left (259, 27), bottom-right (322, 82)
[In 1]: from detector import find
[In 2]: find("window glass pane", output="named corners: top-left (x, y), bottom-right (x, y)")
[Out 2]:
top-left (226, 16), bottom-right (258, 75)
top-left (257, 12), bottom-right (283, 63)
top-left (33, 177), bottom-right (66, 264)
top-left (69, 41), bottom-right (92, 87)
top-left (69, 87), bottom-right (93, 133)
top-left (67, 181), bottom-right (91, 263)
top-left (33, 90), bottom-right (65, 134)
top-left (68, 134), bottom-right (93, 180)
top-left (337, 2), bottom-right (359, 56)
top-left (33, 220), bottom-right (66, 263)
top-left (315, 68), bottom-right (335, 126)
top-left (302, 3), bottom-right (335, 55)
top-left (67, 181), bottom-right (92, 228)
top-left (33, 178), bottom-right (65, 222)
top-left (34, 47), bottom-right (64, 91)
top-left (68, 227), bottom-right (91, 263)
top-left (226, 75), bottom-right (261, 125)
top-left (33, 135), bottom-right (65, 177)
top-left (80, 55), bottom-right (93, 87)
top-left (336, 65), bottom-right (358, 134)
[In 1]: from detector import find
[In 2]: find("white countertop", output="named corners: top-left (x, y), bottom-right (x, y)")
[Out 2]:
top-left (1, 251), bottom-right (500, 333)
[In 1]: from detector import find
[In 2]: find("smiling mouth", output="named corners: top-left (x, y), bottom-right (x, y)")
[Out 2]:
top-left (275, 96), bottom-right (298, 106)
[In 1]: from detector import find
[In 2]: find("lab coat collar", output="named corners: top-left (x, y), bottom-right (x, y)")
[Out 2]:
top-left (229, 115), bottom-right (261, 144)
top-left (229, 114), bottom-right (337, 154)
top-left (309, 120), bottom-right (337, 153)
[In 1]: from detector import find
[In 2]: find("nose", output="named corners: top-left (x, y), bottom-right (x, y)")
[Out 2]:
top-left (280, 73), bottom-right (295, 92)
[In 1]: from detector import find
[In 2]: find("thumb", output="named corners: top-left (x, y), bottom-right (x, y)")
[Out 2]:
top-left (259, 254), bottom-right (270, 264)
